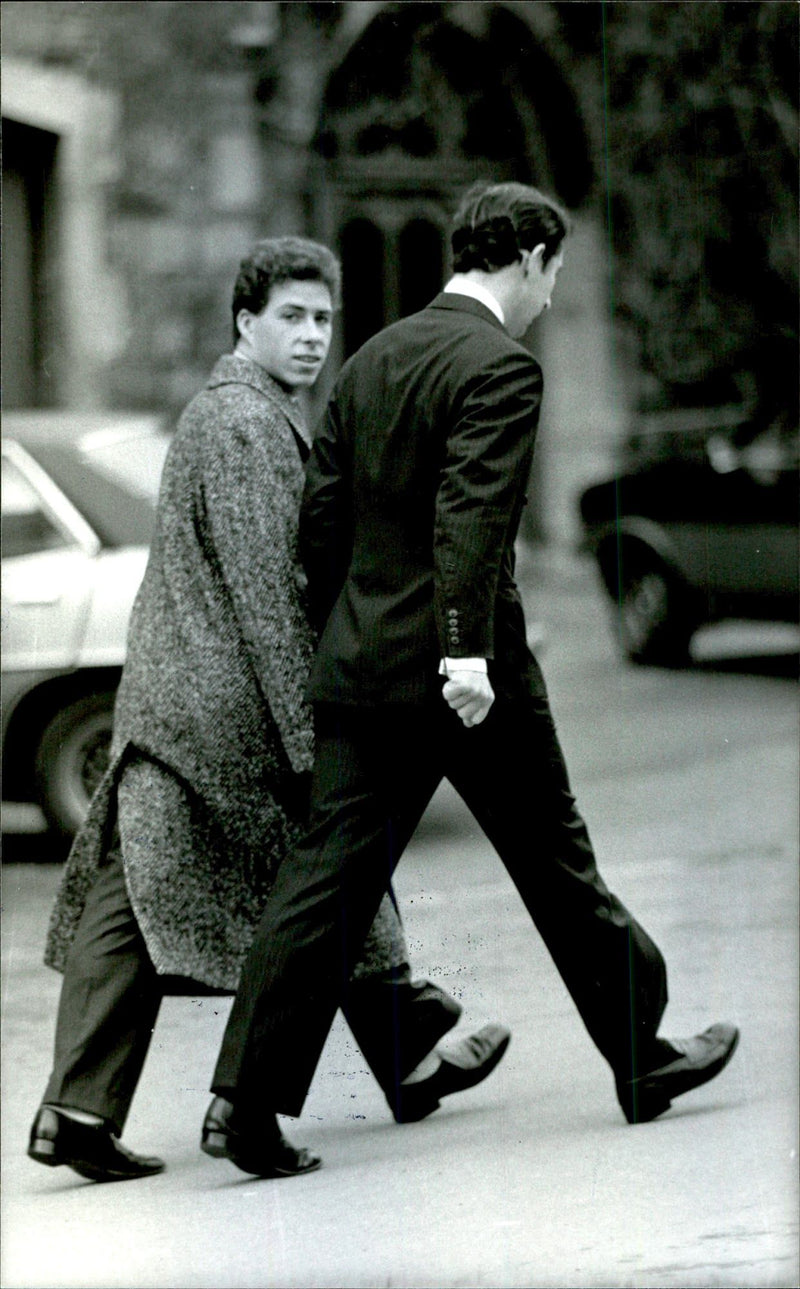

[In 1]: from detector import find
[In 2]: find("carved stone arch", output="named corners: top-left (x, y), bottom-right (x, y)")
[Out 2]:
top-left (315, 0), bottom-right (593, 357)
top-left (313, 1), bottom-right (613, 550)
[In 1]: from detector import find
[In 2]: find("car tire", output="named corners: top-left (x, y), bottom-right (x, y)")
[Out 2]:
top-left (33, 691), bottom-right (116, 838)
top-left (617, 559), bottom-right (697, 666)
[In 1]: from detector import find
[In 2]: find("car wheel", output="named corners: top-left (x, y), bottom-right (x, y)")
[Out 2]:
top-left (617, 560), bottom-right (696, 666)
top-left (34, 691), bottom-right (116, 838)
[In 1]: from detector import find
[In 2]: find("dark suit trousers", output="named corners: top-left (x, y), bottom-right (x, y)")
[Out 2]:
top-left (213, 686), bottom-right (669, 1119)
top-left (44, 851), bottom-right (460, 1137)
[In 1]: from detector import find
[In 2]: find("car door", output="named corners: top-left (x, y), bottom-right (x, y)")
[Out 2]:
top-left (1, 443), bottom-right (100, 672)
top-left (702, 427), bottom-right (799, 603)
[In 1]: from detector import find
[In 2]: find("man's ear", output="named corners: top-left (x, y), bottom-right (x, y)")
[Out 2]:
top-left (235, 308), bottom-right (252, 340)
top-left (520, 243), bottom-right (546, 276)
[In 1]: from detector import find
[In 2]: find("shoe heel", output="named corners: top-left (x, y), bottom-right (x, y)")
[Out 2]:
top-left (395, 1095), bottom-right (441, 1124)
top-left (28, 1138), bottom-right (60, 1166)
top-left (628, 1090), bottom-right (672, 1124)
top-left (201, 1129), bottom-right (228, 1158)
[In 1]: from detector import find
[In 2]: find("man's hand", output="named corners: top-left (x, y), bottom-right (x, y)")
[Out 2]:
top-left (441, 671), bottom-right (495, 727)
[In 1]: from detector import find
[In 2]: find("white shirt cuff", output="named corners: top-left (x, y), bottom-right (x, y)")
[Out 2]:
top-left (439, 657), bottom-right (488, 675)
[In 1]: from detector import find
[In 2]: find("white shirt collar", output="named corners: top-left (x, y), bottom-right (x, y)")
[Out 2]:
top-left (443, 276), bottom-right (505, 326)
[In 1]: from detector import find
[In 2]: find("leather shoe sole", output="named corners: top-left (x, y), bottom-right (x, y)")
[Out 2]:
top-left (201, 1096), bottom-right (321, 1178)
top-left (28, 1106), bottom-right (164, 1182)
top-left (394, 1023), bottom-right (511, 1123)
top-left (618, 1023), bottom-right (740, 1124)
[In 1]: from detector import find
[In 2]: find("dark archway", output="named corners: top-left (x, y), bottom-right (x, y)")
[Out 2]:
top-left (315, 1), bottom-right (593, 357)
top-left (2, 119), bottom-right (59, 407)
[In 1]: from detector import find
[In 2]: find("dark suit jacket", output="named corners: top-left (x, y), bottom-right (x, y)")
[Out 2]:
top-left (300, 292), bottom-right (547, 704)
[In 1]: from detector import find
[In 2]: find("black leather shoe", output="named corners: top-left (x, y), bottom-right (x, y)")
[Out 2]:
top-left (393, 1023), bottom-right (511, 1123)
top-left (201, 1096), bottom-right (321, 1178)
top-left (28, 1106), bottom-right (165, 1182)
top-left (617, 1023), bottom-right (740, 1124)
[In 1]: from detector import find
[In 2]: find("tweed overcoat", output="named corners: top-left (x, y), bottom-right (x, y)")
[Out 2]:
top-left (44, 354), bottom-right (404, 989)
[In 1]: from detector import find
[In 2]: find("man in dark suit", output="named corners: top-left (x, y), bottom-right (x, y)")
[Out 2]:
top-left (205, 183), bottom-right (739, 1176)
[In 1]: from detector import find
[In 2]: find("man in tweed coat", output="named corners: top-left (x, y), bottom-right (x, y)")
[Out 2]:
top-left (28, 238), bottom-right (510, 1184)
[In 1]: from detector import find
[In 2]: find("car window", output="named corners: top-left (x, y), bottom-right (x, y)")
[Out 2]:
top-left (1, 456), bottom-right (74, 558)
top-left (79, 433), bottom-right (171, 502)
top-left (23, 434), bottom-right (171, 549)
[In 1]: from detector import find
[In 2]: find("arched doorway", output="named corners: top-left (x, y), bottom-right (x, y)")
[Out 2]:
top-left (313, 1), bottom-right (616, 544)
top-left (316, 1), bottom-right (592, 359)
top-left (2, 119), bottom-right (58, 408)
top-left (2, 59), bottom-right (126, 412)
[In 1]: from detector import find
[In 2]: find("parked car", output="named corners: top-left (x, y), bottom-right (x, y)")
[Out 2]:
top-left (2, 412), bottom-right (170, 836)
top-left (578, 408), bottom-right (799, 666)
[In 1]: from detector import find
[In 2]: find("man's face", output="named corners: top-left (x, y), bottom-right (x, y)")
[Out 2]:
top-left (236, 279), bottom-right (333, 389)
top-left (507, 246), bottom-right (564, 338)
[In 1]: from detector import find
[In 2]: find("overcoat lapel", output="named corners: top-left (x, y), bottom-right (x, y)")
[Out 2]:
top-left (207, 354), bottom-right (313, 455)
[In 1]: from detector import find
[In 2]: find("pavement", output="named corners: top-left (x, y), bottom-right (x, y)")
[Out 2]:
top-left (1, 546), bottom-right (798, 1289)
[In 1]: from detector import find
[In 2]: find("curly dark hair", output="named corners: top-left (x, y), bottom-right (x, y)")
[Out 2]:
top-left (231, 237), bottom-right (341, 343)
top-left (451, 182), bottom-right (569, 273)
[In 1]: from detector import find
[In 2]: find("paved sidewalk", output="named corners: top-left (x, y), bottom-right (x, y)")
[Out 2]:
top-left (2, 548), bottom-right (797, 1288)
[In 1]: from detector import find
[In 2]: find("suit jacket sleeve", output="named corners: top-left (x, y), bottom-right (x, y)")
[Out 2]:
top-left (200, 411), bottom-right (315, 775)
top-left (299, 396), bottom-right (353, 635)
top-left (434, 350), bottom-right (542, 660)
